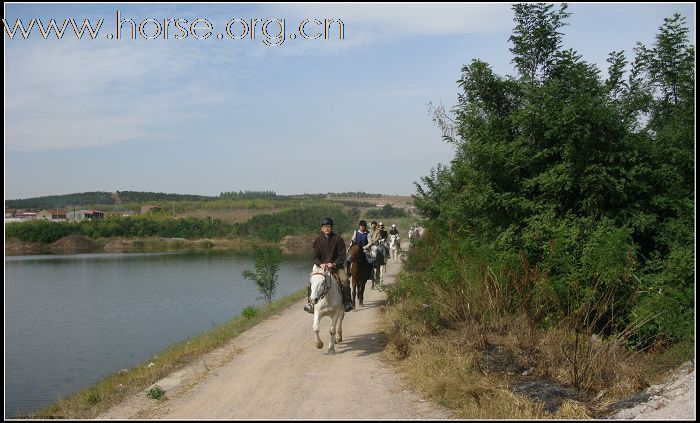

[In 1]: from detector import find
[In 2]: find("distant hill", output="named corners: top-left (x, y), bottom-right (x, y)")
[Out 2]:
top-left (5, 191), bottom-right (215, 210)
top-left (5, 190), bottom-right (400, 211)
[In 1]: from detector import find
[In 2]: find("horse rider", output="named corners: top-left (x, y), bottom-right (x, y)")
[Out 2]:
top-left (351, 219), bottom-right (371, 249)
top-left (389, 224), bottom-right (399, 237)
top-left (378, 222), bottom-right (390, 259)
top-left (347, 219), bottom-right (371, 267)
top-left (304, 217), bottom-right (354, 314)
top-left (368, 220), bottom-right (381, 248)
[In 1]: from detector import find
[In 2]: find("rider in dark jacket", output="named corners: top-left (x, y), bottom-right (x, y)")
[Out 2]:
top-left (304, 217), bottom-right (354, 313)
top-left (389, 224), bottom-right (399, 236)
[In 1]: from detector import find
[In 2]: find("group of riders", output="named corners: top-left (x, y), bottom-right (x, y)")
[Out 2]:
top-left (304, 218), bottom-right (403, 314)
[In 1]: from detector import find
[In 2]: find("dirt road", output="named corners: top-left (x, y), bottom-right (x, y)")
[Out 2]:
top-left (99, 257), bottom-right (453, 419)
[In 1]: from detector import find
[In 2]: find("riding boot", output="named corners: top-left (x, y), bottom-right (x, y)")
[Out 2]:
top-left (342, 285), bottom-right (354, 312)
top-left (303, 284), bottom-right (314, 314)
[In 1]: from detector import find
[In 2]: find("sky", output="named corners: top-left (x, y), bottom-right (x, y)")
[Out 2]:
top-left (3, 2), bottom-right (696, 200)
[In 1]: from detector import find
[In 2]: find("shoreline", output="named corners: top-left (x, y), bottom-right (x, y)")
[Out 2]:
top-left (25, 287), bottom-right (309, 419)
top-left (4, 234), bottom-right (315, 256)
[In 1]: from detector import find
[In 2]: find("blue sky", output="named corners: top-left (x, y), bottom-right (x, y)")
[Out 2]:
top-left (4, 3), bottom-right (695, 199)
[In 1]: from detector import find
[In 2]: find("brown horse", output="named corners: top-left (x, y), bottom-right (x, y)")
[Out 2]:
top-left (348, 243), bottom-right (372, 307)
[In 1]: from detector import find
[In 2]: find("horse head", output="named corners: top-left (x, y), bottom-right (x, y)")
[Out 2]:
top-left (309, 265), bottom-right (330, 305)
top-left (349, 243), bottom-right (364, 260)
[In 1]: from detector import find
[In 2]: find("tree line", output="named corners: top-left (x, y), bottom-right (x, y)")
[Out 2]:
top-left (405, 5), bottom-right (693, 348)
top-left (5, 205), bottom-right (360, 244)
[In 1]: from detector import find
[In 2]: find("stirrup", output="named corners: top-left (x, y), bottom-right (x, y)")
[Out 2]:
top-left (304, 303), bottom-right (314, 314)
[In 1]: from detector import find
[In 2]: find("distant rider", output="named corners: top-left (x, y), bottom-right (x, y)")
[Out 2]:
top-left (389, 224), bottom-right (399, 237)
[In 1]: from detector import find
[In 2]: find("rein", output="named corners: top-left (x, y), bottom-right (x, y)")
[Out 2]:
top-left (310, 271), bottom-right (338, 301)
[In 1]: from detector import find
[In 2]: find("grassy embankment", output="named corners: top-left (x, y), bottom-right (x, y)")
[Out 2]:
top-left (378, 230), bottom-right (694, 419)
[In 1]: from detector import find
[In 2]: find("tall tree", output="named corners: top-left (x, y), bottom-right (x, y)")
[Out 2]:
top-left (509, 3), bottom-right (571, 80)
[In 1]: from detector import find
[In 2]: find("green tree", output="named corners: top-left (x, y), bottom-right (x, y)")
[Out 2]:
top-left (414, 4), bottom-right (694, 345)
top-left (241, 247), bottom-right (283, 304)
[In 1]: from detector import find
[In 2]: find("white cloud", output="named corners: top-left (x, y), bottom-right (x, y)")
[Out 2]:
top-left (272, 3), bottom-right (513, 36)
top-left (5, 36), bottom-right (249, 152)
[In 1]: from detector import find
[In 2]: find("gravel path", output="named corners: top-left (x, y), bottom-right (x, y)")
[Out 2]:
top-left (99, 257), bottom-right (453, 419)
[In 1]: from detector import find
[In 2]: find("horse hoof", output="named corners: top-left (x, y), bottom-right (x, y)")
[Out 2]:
top-left (328, 348), bottom-right (335, 354)
top-left (316, 341), bottom-right (323, 349)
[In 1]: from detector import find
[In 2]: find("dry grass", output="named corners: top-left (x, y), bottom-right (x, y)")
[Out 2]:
top-left (33, 288), bottom-right (307, 419)
top-left (381, 289), bottom-right (655, 419)
top-left (382, 306), bottom-right (547, 419)
top-left (535, 326), bottom-right (646, 401)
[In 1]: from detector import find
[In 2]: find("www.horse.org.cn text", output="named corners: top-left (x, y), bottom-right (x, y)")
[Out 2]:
top-left (3, 11), bottom-right (345, 46)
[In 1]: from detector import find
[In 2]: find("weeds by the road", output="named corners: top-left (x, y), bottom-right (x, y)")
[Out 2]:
top-left (382, 264), bottom-right (693, 419)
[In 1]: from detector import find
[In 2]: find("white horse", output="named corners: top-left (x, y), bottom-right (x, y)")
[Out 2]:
top-left (308, 265), bottom-right (345, 354)
top-left (389, 234), bottom-right (401, 263)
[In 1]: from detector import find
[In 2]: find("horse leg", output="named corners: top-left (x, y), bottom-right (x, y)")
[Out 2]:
top-left (351, 276), bottom-right (357, 308)
top-left (313, 313), bottom-right (323, 349)
top-left (328, 315), bottom-right (337, 354)
top-left (359, 279), bottom-right (366, 306)
top-left (337, 312), bottom-right (344, 343)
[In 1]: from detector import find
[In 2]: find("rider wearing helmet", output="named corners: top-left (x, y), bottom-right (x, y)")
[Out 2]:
top-left (304, 217), bottom-right (354, 313)
top-left (389, 223), bottom-right (399, 237)
top-left (351, 220), bottom-right (371, 248)
top-left (347, 219), bottom-right (370, 268)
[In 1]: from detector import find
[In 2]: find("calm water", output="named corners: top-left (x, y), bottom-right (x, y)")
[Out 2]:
top-left (4, 251), bottom-right (311, 418)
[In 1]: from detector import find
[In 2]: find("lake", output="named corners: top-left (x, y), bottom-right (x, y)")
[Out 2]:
top-left (4, 251), bottom-right (311, 418)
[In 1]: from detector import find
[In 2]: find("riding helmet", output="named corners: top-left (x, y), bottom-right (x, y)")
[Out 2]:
top-left (321, 217), bottom-right (334, 226)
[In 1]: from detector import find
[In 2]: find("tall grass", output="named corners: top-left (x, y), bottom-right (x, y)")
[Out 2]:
top-left (382, 227), bottom-right (674, 417)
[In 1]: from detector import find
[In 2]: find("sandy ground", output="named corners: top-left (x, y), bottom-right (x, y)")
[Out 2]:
top-left (609, 360), bottom-right (695, 420)
top-left (99, 255), bottom-right (454, 419)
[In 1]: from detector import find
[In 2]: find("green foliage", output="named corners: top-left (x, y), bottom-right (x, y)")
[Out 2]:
top-left (5, 220), bottom-right (78, 243)
top-left (241, 247), bottom-right (283, 304)
top-left (219, 190), bottom-right (278, 199)
top-left (509, 3), bottom-right (571, 80)
top-left (146, 385), bottom-right (165, 400)
top-left (412, 5), bottom-right (694, 347)
top-left (365, 204), bottom-right (409, 219)
top-left (85, 390), bottom-right (101, 406)
top-left (241, 305), bottom-right (258, 319)
top-left (5, 215), bottom-right (236, 243)
top-left (235, 206), bottom-right (358, 241)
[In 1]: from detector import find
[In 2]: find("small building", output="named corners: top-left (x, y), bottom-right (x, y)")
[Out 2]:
top-left (15, 212), bottom-right (37, 220)
top-left (67, 210), bottom-right (104, 221)
top-left (38, 209), bottom-right (68, 221)
top-left (141, 205), bottom-right (162, 214)
top-left (5, 208), bottom-right (16, 218)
